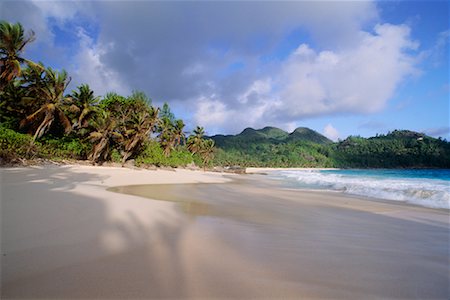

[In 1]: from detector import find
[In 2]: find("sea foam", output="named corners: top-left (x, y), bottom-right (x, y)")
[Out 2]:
top-left (271, 169), bottom-right (450, 209)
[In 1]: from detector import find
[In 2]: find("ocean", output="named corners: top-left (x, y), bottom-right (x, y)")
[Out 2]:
top-left (269, 169), bottom-right (450, 209)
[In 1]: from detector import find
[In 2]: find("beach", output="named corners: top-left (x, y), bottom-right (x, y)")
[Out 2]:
top-left (1, 165), bottom-right (449, 299)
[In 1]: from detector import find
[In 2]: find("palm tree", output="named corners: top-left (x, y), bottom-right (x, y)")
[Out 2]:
top-left (19, 67), bottom-right (72, 142)
top-left (120, 106), bottom-right (159, 164)
top-left (88, 110), bottom-right (122, 163)
top-left (199, 138), bottom-right (215, 169)
top-left (0, 21), bottom-right (35, 89)
top-left (187, 126), bottom-right (205, 154)
top-left (173, 119), bottom-right (186, 147)
top-left (68, 84), bottom-right (99, 130)
top-left (158, 117), bottom-right (176, 157)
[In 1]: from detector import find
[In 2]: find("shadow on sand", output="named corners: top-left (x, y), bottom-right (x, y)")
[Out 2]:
top-left (1, 167), bottom-right (449, 299)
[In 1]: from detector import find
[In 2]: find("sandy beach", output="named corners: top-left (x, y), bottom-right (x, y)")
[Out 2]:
top-left (1, 165), bottom-right (449, 299)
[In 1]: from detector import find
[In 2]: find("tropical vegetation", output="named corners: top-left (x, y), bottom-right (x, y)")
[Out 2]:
top-left (209, 127), bottom-right (450, 168)
top-left (1, 21), bottom-right (449, 170)
top-left (0, 21), bottom-right (215, 168)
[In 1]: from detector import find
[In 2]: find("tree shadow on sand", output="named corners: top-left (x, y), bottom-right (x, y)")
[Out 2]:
top-left (1, 166), bottom-right (204, 298)
top-left (1, 167), bottom-right (449, 299)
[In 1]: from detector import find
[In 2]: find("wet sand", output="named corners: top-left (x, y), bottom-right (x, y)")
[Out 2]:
top-left (1, 166), bottom-right (449, 299)
top-left (111, 177), bottom-right (450, 299)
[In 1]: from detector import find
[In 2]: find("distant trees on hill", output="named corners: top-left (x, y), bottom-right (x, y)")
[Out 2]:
top-left (210, 128), bottom-right (450, 168)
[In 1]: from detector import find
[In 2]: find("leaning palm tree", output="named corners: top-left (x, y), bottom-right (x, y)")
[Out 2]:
top-left (120, 106), bottom-right (159, 164)
top-left (199, 139), bottom-right (215, 170)
top-left (187, 126), bottom-right (205, 154)
top-left (68, 84), bottom-right (99, 130)
top-left (20, 67), bottom-right (72, 142)
top-left (158, 117), bottom-right (176, 157)
top-left (173, 119), bottom-right (186, 147)
top-left (0, 21), bottom-right (35, 89)
top-left (88, 110), bottom-right (122, 163)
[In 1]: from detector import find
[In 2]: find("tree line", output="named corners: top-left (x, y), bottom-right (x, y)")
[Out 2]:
top-left (0, 21), bottom-right (215, 167)
top-left (210, 130), bottom-right (450, 169)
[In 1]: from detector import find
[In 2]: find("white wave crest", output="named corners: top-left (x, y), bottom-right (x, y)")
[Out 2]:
top-left (273, 170), bottom-right (450, 209)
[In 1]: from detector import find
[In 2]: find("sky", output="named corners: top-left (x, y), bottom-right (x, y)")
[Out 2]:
top-left (1, 0), bottom-right (449, 140)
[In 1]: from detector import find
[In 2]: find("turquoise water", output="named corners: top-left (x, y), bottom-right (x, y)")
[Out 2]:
top-left (270, 169), bottom-right (450, 209)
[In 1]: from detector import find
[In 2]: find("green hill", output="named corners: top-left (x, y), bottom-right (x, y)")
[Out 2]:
top-left (210, 127), bottom-right (450, 168)
top-left (209, 126), bottom-right (333, 167)
top-left (210, 126), bottom-right (331, 150)
top-left (287, 127), bottom-right (332, 144)
top-left (332, 130), bottom-right (450, 168)
top-left (258, 126), bottom-right (289, 140)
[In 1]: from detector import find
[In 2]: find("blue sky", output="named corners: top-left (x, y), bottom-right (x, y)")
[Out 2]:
top-left (1, 0), bottom-right (448, 140)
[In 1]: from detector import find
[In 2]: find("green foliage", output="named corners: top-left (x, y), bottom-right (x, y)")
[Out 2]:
top-left (0, 125), bottom-right (35, 159)
top-left (39, 136), bottom-right (91, 160)
top-left (110, 148), bottom-right (122, 163)
top-left (1, 21), bottom-right (200, 167)
top-left (67, 84), bottom-right (99, 131)
top-left (331, 131), bottom-right (450, 168)
top-left (211, 127), bottom-right (450, 168)
top-left (211, 126), bottom-right (331, 151)
top-left (135, 141), bottom-right (193, 167)
top-left (159, 102), bottom-right (175, 123)
top-left (3, 21), bottom-right (447, 170)
top-left (287, 127), bottom-right (332, 144)
top-left (0, 21), bottom-right (35, 88)
top-left (210, 126), bottom-right (334, 167)
top-left (19, 65), bottom-right (72, 141)
top-left (212, 140), bottom-right (334, 168)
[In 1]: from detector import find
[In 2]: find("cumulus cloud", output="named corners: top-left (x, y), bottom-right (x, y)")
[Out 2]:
top-left (323, 124), bottom-right (340, 141)
top-left (2, 1), bottom-right (424, 134)
top-left (193, 22), bottom-right (419, 132)
top-left (69, 28), bottom-right (130, 96)
top-left (272, 24), bottom-right (418, 120)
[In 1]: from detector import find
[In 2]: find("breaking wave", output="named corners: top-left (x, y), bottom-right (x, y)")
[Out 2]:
top-left (271, 169), bottom-right (450, 209)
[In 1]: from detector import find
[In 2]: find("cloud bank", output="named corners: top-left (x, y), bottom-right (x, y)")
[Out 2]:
top-left (1, 1), bottom-right (422, 134)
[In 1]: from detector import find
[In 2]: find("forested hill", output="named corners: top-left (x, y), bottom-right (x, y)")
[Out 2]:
top-left (210, 127), bottom-right (450, 168)
top-left (209, 126), bottom-right (331, 149)
top-left (334, 130), bottom-right (450, 168)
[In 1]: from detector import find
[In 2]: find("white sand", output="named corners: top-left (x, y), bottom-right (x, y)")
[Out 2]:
top-left (1, 165), bottom-right (448, 299)
top-left (1, 165), bottom-right (232, 298)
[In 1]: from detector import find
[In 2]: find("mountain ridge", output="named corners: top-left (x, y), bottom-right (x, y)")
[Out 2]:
top-left (208, 126), bottom-right (332, 148)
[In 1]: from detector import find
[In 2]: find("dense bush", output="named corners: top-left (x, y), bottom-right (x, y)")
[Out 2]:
top-left (0, 126), bottom-right (36, 160)
top-left (135, 141), bottom-right (193, 167)
top-left (39, 136), bottom-right (91, 160)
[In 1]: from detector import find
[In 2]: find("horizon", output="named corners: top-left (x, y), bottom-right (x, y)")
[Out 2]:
top-left (1, 0), bottom-right (448, 140)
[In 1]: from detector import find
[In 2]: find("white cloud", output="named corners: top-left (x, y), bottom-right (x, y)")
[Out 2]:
top-left (275, 23), bottom-right (418, 119)
top-left (323, 124), bottom-right (340, 141)
top-left (193, 22), bottom-right (419, 133)
top-left (2, 1), bottom-right (426, 134)
top-left (69, 28), bottom-right (129, 96)
top-left (195, 97), bottom-right (229, 128)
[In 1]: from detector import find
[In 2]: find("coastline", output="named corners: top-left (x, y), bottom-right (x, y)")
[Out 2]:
top-left (1, 165), bottom-right (449, 298)
top-left (246, 167), bottom-right (339, 173)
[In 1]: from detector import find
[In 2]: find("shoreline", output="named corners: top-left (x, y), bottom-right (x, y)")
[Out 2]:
top-left (2, 165), bottom-right (449, 298)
